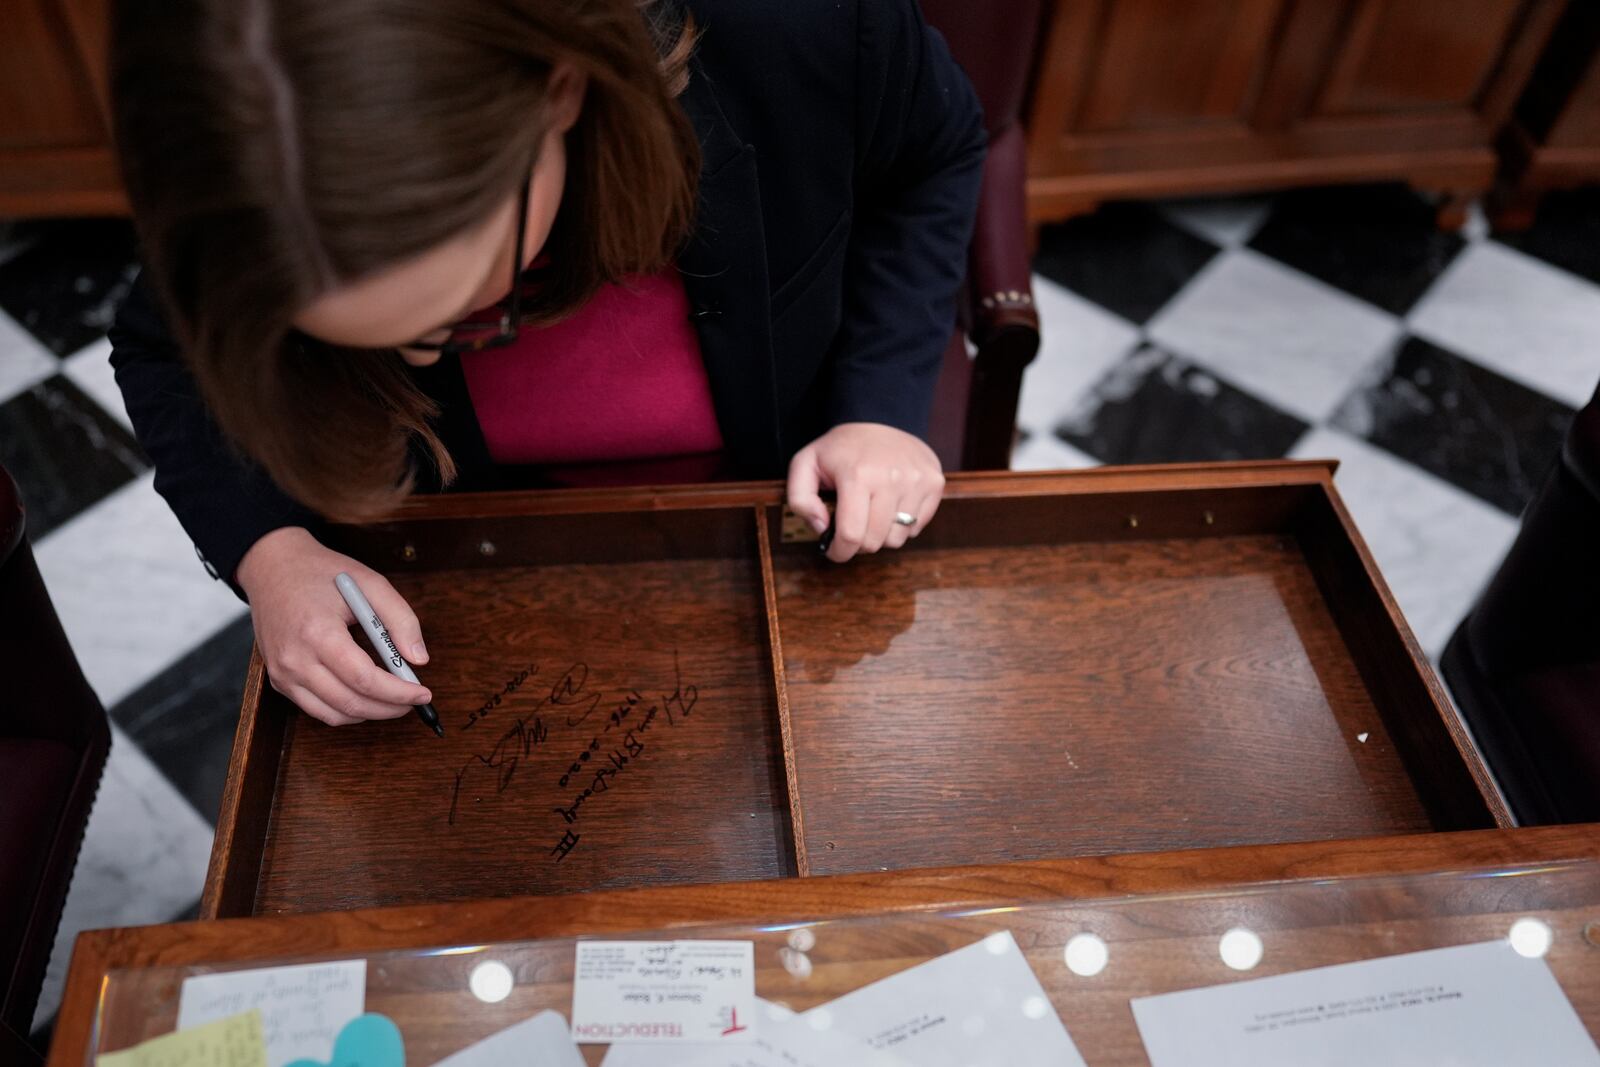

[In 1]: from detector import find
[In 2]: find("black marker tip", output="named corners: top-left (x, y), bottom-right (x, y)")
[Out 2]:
top-left (417, 701), bottom-right (445, 738)
top-left (818, 518), bottom-right (835, 555)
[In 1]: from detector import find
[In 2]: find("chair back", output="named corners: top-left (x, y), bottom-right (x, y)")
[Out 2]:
top-left (919, 0), bottom-right (1046, 135)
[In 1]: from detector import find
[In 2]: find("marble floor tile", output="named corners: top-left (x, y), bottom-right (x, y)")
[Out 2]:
top-left (0, 221), bottom-right (36, 267)
top-left (1016, 274), bottom-right (1141, 436)
top-left (0, 374), bottom-right (149, 540)
top-left (1408, 240), bottom-right (1600, 409)
top-left (109, 615), bottom-right (256, 823)
top-left (1330, 336), bottom-right (1574, 516)
top-left (1056, 344), bottom-right (1308, 465)
top-left (1290, 428), bottom-right (1518, 657)
top-left (1158, 194), bottom-right (1275, 249)
top-left (34, 473), bottom-right (248, 709)
top-left (1148, 249), bottom-right (1403, 422)
top-left (1247, 184), bottom-right (1465, 315)
top-left (0, 309), bottom-right (56, 404)
top-left (1011, 431), bottom-right (1100, 471)
top-left (32, 725), bottom-right (214, 1032)
top-left (0, 220), bottom-right (140, 358)
top-left (1493, 185), bottom-right (1600, 288)
top-left (61, 337), bottom-right (132, 432)
top-left (1033, 203), bottom-right (1220, 324)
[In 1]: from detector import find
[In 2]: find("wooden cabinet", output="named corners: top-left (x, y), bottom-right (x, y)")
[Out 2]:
top-left (1025, 0), bottom-right (1566, 227)
top-left (0, 0), bottom-right (125, 216)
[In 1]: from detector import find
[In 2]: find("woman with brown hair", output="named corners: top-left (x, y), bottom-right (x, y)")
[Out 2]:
top-left (109, 0), bottom-right (985, 727)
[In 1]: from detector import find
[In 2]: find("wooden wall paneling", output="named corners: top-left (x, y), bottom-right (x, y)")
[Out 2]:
top-left (0, 0), bottom-right (126, 216)
top-left (1024, 0), bottom-right (1565, 229)
top-left (0, 0), bottom-right (104, 149)
top-left (55, 0), bottom-right (114, 125)
top-left (1024, 0), bottom-right (1108, 218)
top-left (1312, 0), bottom-right (1525, 117)
top-left (1072, 0), bottom-right (1284, 133)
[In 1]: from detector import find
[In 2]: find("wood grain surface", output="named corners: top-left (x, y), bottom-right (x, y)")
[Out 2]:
top-left (253, 551), bottom-right (791, 913)
top-left (1021, 0), bottom-right (1565, 225)
top-left (773, 531), bottom-right (1434, 874)
top-left (58, 826), bottom-right (1600, 1067)
top-left (204, 464), bottom-right (1502, 919)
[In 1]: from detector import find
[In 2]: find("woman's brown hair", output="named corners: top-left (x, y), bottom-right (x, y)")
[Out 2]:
top-left (112, 0), bottom-right (699, 520)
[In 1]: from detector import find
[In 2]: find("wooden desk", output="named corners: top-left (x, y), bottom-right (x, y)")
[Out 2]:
top-left (51, 825), bottom-right (1600, 1066)
top-left (202, 463), bottom-right (1509, 919)
top-left (203, 463), bottom-right (1510, 921)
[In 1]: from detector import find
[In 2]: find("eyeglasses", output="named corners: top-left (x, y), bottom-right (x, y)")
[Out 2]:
top-left (404, 170), bottom-right (534, 359)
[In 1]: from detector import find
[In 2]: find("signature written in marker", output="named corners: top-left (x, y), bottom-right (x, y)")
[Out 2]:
top-left (461, 664), bottom-right (537, 730)
top-left (551, 653), bottom-right (697, 840)
top-left (448, 712), bottom-right (550, 825)
top-left (446, 656), bottom-right (700, 846)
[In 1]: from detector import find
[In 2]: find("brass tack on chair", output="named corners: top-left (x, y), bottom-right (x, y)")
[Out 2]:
top-left (478, 540), bottom-right (497, 557)
top-left (401, 543), bottom-right (418, 562)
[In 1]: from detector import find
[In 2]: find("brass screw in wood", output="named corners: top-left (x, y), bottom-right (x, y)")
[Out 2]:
top-left (401, 543), bottom-right (417, 562)
top-left (478, 540), bottom-right (497, 557)
top-left (1127, 515), bottom-right (1139, 529)
top-left (1204, 510), bottom-right (1215, 526)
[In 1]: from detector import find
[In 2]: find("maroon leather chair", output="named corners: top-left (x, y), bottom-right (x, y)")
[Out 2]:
top-left (1442, 382), bottom-right (1600, 824)
top-left (0, 462), bottom-right (110, 1057)
top-left (922, 0), bottom-right (1045, 471)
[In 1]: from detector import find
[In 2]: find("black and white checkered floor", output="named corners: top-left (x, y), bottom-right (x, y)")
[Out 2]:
top-left (5, 184), bottom-right (1599, 1035)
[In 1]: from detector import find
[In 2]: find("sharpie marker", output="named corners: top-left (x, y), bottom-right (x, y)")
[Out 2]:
top-left (334, 571), bottom-right (444, 737)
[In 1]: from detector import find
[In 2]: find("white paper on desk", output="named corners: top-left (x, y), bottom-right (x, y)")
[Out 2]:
top-left (435, 1010), bottom-right (585, 1067)
top-left (600, 998), bottom-right (909, 1067)
top-left (800, 931), bottom-right (1087, 1067)
top-left (572, 940), bottom-right (756, 1044)
top-left (177, 959), bottom-right (365, 1067)
top-left (1131, 939), bottom-right (1600, 1067)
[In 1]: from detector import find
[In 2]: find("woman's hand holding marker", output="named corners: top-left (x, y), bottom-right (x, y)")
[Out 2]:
top-left (237, 526), bottom-right (433, 727)
top-left (786, 422), bottom-right (945, 564)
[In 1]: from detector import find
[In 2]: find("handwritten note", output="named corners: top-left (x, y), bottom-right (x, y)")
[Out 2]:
top-left (178, 960), bottom-right (365, 1067)
top-left (98, 1010), bottom-right (267, 1067)
top-left (572, 941), bottom-right (755, 1044)
top-left (446, 655), bottom-right (701, 866)
top-left (601, 999), bottom-right (910, 1067)
top-left (434, 1010), bottom-right (585, 1066)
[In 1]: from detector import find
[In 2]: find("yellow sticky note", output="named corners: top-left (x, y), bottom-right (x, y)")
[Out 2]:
top-left (97, 1009), bottom-right (268, 1067)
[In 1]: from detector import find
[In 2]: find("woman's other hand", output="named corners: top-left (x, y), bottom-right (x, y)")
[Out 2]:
top-left (236, 527), bottom-right (433, 726)
top-left (787, 422), bottom-right (945, 563)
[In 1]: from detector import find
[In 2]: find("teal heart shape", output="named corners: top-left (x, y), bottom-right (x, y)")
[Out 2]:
top-left (284, 1013), bottom-right (404, 1067)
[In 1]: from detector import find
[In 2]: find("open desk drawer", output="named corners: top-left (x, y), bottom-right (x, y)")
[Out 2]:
top-left (202, 462), bottom-right (1509, 918)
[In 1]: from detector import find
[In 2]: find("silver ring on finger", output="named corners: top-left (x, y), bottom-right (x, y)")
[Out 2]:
top-left (894, 511), bottom-right (917, 527)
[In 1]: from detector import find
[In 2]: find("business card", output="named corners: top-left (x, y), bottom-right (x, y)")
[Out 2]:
top-left (572, 941), bottom-right (756, 1044)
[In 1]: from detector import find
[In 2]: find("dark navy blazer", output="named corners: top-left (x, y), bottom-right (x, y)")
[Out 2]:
top-left (109, 0), bottom-right (986, 591)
